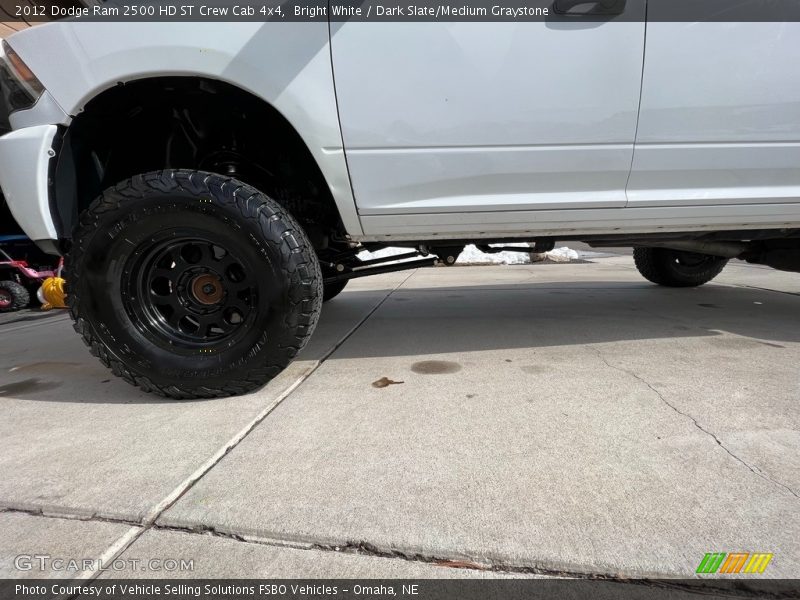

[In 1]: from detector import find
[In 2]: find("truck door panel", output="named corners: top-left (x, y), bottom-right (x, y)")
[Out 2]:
top-left (629, 1), bottom-right (800, 207)
top-left (330, 12), bottom-right (646, 219)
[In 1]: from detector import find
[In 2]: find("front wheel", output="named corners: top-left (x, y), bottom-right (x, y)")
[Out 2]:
top-left (67, 170), bottom-right (322, 399)
top-left (633, 247), bottom-right (728, 288)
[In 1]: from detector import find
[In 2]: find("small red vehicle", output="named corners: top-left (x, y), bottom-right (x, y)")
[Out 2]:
top-left (0, 235), bottom-right (58, 312)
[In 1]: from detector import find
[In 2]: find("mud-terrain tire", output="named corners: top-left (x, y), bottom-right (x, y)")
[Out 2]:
top-left (633, 247), bottom-right (728, 288)
top-left (0, 280), bottom-right (29, 312)
top-left (66, 170), bottom-right (323, 399)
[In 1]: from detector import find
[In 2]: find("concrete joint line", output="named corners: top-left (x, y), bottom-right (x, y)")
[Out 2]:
top-left (105, 520), bottom-right (639, 579)
top-left (0, 505), bottom-right (138, 526)
top-left (70, 272), bottom-right (416, 582)
top-left (0, 507), bottom-right (634, 580)
top-left (2, 506), bottom-right (791, 594)
top-left (92, 522), bottom-right (791, 596)
top-left (733, 283), bottom-right (800, 297)
top-left (590, 346), bottom-right (800, 501)
top-left (154, 522), bottom-right (316, 551)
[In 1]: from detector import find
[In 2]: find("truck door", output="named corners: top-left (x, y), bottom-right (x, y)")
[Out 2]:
top-left (628, 0), bottom-right (800, 209)
top-left (329, 2), bottom-right (646, 230)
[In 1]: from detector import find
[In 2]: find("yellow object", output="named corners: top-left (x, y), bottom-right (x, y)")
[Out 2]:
top-left (39, 277), bottom-right (67, 310)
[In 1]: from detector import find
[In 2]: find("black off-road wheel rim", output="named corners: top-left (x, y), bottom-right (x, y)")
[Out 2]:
top-left (0, 288), bottom-right (12, 310)
top-left (122, 235), bottom-right (259, 350)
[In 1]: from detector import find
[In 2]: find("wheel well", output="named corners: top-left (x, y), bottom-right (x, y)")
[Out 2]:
top-left (54, 76), bottom-right (346, 251)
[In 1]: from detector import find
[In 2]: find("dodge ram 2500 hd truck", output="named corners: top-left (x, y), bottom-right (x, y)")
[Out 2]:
top-left (1, 3), bottom-right (799, 398)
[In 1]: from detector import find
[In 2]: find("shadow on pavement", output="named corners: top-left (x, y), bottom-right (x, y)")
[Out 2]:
top-left (1, 279), bottom-right (796, 404)
top-left (325, 281), bottom-right (800, 360)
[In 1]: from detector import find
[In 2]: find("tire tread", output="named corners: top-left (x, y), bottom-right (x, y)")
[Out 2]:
top-left (633, 247), bottom-right (727, 288)
top-left (66, 169), bottom-right (322, 400)
top-left (0, 280), bottom-right (31, 312)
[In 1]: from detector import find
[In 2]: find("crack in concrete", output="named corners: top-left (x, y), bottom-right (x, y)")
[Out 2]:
top-left (3, 499), bottom-right (793, 596)
top-left (63, 272), bottom-right (418, 584)
top-left (5, 268), bottom-right (796, 590)
top-left (0, 508), bottom-right (638, 579)
top-left (153, 521), bottom-right (314, 551)
top-left (590, 346), bottom-right (800, 501)
top-left (306, 538), bottom-right (584, 578)
top-left (79, 520), bottom-right (739, 589)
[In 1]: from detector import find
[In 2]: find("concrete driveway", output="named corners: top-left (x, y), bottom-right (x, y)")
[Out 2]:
top-left (0, 254), bottom-right (798, 579)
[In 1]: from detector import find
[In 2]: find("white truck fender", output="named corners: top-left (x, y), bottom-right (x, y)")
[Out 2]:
top-left (5, 22), bottom-right (362, 236)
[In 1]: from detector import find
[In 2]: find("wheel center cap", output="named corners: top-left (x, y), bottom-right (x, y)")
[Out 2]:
top-left (191, 273), bottom-right (224, 305)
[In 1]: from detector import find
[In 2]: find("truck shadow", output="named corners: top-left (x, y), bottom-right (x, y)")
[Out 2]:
top-left (319, 280), bottom-right (800, 360)
top-left (1, 279), bottom-right (797, 404)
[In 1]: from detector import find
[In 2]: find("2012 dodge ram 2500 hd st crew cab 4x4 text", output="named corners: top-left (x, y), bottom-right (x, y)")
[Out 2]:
top-left (1, 4), bottom-right (799, 398)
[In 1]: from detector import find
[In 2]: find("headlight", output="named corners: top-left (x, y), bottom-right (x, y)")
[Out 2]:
top-left (0, 40), bottom-right (45, 112)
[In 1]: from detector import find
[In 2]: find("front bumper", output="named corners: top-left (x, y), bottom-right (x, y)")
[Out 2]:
top-left (0, 124), bottom-right (60, 243)
top-left (0, 36), bottom-right (69, 251)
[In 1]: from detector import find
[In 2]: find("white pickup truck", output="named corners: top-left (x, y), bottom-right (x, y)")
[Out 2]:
top-left (1, 4), bottom-right (799, 398)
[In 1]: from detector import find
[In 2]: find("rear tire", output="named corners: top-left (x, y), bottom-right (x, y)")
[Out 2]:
top-left (633, 247), bottom-right (728, 287)
top-left (321, 255), bottom-right (364, 302)
top-left (67, 170), bottom-right (322, 399)
top-left (323, 279), bottom-right (349, 302)
top-left (0, 280), bottom-right (29, 312)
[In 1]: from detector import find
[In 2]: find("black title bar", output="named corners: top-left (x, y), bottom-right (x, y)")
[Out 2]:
top-left (2, 579), bottom-right (800, 600)
top-left (3, 0), bottom-right (800, 22)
